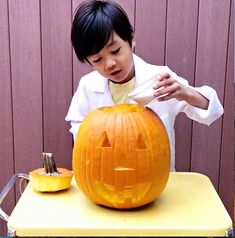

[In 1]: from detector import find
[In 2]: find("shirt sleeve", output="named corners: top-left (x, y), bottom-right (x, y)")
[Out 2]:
top-left (163, 66), bottom-right (224, 126)
top-left (65, 77), bottom-right (91, 140)
top-left (182, 85), bottom-right (224, 125)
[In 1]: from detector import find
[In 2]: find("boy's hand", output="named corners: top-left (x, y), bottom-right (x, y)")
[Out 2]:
top-left (153, 73), bottom-right (209, 110)
top-left (153, 73), bottom-right (188, 101)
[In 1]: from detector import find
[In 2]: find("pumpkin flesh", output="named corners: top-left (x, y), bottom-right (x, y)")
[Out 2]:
top-left (29, 153), bottom-right (73, 192)
top-left (29, 168), bottom-right (73, 192)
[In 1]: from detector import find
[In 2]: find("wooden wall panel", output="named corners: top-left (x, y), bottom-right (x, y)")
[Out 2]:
top-left (218, 0), bottom-right (234, 220)
top-left (0, 0), bottom-right (15, 235)
top-left (191, 0), bottom-right (231, 188)
top-left (135, 0), bottom-right (167, 65)
top-left (8, 0), bottom-right (43, 173)
top-left (41, 0), bottom-right (73, 169)
top-left (165, 0), bottom-right (199, 171)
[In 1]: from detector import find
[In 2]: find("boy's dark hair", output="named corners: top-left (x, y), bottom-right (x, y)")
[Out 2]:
top-left (71, 0), bottom-right (134, 62)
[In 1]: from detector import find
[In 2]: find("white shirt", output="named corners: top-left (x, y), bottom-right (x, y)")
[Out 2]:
top-left (65, 54), bottom-right (224, 171)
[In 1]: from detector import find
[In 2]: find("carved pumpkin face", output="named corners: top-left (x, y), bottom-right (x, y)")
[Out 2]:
top-left (73, 104), bottom-right (170, 209)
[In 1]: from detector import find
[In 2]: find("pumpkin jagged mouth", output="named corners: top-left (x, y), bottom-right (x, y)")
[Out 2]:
top-left (92, 180), bottom-right (151, 208)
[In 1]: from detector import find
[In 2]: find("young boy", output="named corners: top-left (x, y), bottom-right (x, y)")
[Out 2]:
top-left (65, 0), bottom-right (223, 171)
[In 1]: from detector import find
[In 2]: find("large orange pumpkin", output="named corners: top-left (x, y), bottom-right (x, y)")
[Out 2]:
top-left (73, 104), bottom-right (170, 209)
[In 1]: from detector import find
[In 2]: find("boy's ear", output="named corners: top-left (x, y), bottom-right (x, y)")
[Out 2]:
top-left (131, 32), bottom-right (136, 49)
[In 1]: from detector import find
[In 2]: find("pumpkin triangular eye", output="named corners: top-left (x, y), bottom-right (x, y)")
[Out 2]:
top-left (96, 131), bottom-right (112, 147)
top-left (136, 134), bottom-right (148, 149)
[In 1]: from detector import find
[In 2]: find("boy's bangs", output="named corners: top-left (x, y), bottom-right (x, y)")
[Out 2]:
top-left (71, 0), bottom-right (133, 61)
top-left (84, 15), bottom-right (113, 57)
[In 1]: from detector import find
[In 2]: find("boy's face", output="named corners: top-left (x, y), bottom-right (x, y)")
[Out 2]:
top-left (87, 31), bottom-right (135, 84)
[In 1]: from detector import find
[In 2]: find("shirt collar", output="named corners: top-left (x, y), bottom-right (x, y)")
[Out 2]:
top-left (133, 54), bottom-right (155, 88)
top-left (90, 72), bottom-right (108, 93)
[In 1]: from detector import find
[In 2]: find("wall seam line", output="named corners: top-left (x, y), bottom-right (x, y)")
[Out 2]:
top-left (7, 0), bottom-right (17, 205)
top-left (163, 0), bottom-right (168, 65)
top-left (39, 0), bottom-right (45, 152)
top-left (218, 0), bottom-right (233, 194)
top-left (190, 0), bottom-right (200, 172)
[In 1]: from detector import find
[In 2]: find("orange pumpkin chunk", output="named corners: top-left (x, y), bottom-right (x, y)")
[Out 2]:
top-left (29, 153), bottom-right (73, 192)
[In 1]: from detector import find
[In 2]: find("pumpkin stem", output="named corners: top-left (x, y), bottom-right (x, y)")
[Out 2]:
top-left (42, 152), bottom-right (60, 175)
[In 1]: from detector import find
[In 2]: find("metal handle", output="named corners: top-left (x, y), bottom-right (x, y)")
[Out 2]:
top-left (0, 173), bottom-right (29, 222)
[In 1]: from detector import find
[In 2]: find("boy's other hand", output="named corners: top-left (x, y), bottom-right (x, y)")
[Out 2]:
top-left (153, 73), bottom-right (209, 109)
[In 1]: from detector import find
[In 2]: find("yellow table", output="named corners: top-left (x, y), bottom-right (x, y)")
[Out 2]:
top-left (7, 172), bottom-right (233, 236)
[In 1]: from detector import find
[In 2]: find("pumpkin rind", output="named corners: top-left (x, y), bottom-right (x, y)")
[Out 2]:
top-left (73, 104), bottom-right (170, 209)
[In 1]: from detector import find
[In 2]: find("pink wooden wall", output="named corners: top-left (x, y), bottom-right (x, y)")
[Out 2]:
top-left (0, 0), bottom-right (233, 235)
